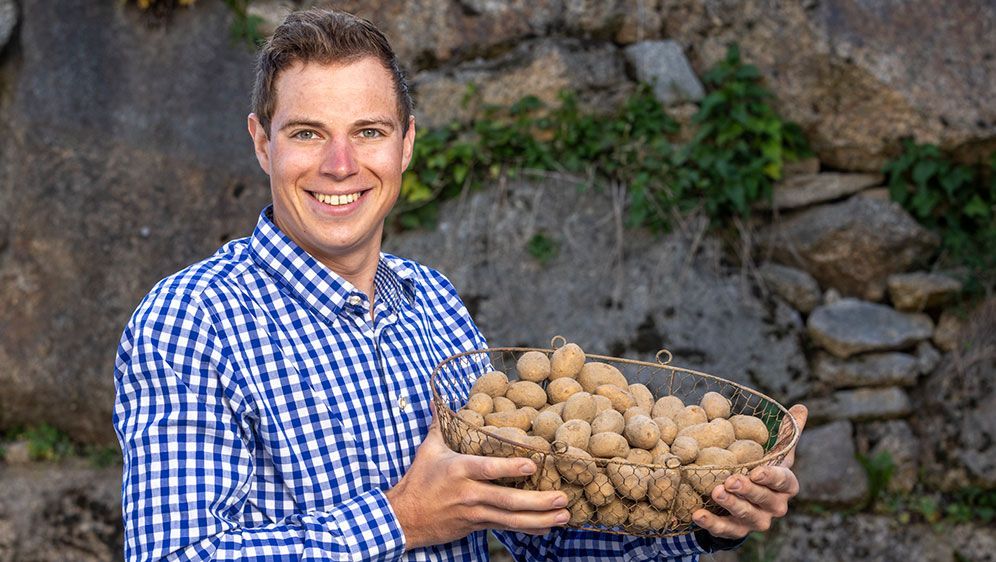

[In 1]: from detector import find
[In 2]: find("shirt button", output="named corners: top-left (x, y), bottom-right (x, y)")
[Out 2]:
top-left (347, 295), bottom-right (362, 306)
top-left (398, 395), bottom-right (408, 411)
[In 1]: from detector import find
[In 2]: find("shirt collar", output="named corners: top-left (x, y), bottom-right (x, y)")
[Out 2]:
top-left (248, 206), bottom-right (418, 324)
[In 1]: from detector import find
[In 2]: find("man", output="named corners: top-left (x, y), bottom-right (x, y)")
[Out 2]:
top-left (114, 8), bottom-right (807, 561)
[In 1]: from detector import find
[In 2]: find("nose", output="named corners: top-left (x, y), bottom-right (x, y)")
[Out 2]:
top-left (319, 136), bottom-right (359, 180)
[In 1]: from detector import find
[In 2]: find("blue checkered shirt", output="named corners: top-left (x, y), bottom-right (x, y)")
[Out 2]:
top-left (113, 206), bottom-right (713, 561)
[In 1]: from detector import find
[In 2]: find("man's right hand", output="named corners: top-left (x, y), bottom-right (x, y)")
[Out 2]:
top-left (385, 417), bottom-right (570, 550)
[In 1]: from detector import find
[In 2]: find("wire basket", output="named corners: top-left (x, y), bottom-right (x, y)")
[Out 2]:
top-left (429, 337), bottom-right (801, 537)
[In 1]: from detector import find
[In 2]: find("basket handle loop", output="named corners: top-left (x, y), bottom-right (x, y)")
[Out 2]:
top-left (655, 348), bottom-right (673, 366)
top-left (550, 335), bottom-right (567, 350)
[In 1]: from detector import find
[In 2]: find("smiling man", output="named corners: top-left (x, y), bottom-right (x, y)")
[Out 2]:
top-left (113, 8), bottom-right (806, 561)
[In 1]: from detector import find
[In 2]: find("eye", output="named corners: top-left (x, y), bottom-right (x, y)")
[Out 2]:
top-left (359, 129), bottom-right (383, 139)
top-left (293, 130), bottom-right (319, 140)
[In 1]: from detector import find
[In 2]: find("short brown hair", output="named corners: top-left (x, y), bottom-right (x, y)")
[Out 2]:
top-left (251, 9), bottom-right (413, 136)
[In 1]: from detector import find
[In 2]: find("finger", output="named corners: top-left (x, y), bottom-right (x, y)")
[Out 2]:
top-left (475, 505), bottom-right (570, 532)
top-left (692, 508), bottom-right (750, 540)
top-left (456, 453), bottom-right (538, 482)
top-left (711, 486), bottom-right (772, 532)
top-left (477, 482), bottom-right (569, 513)
top-left (748, 465), bottom-right (800, 496)
top-left (780, 404), bottom-right (808, 468)
top-left (723, 474), bottom-right (789, 517)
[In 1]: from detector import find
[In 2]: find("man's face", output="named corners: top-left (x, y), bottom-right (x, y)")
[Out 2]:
top-left (248, 58), bottom-right (415, 269)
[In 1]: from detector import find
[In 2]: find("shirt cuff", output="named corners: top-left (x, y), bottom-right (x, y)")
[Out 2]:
top-left (331, 488), bottom-right (407, 561)
top-left (691, 528), bottom-right (748, 552)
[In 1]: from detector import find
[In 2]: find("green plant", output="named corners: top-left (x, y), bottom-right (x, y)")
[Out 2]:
top-left (527, 232), bottom-right (559, 265)
top-left (84, 445), bottom-right (123, 468)
top-left (857, 451), bottom-right (896, 509)
top-left (21, 424), bottom-right (75, 462)
top-left (222, 0), bottom-right (265, 47)
top-left (884, 140), bottom-right (996, 293)
top-left (397, 44), bottom-right (808, 233)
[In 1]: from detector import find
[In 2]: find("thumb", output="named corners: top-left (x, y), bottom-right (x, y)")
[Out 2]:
top-left (780, 404), bottom-right (809, 468)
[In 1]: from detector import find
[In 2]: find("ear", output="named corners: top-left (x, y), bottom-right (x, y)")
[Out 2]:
top-left (247, 113), bottom-right (272, 174)
top-left (401, 115), bottom-right (416, 172)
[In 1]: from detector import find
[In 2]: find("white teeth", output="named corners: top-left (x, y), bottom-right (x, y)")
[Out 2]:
top-left (314, 192), bottom-right (360, 206)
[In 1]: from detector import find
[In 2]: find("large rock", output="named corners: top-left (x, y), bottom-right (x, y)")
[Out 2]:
top-left (933, 310), bottom-right (964, 352)
top-left (0, 0), bottom-right (15, 53)
top-left (793, 420), bottom-right (867, 506)
top-left (661, 0), bottom-right (996, 171)
top-left (765, 513), bottom-right (993, 562)
top-left (0, 0), bottom-right (269, 444)
top-left (623, 40), bottom-right (705, 105)
top-left (758, 262), bottom-right (822, 314)
top-left (856, 420), bottom-right (920, 493)
top-left (0, 462), bottom-right (123, 561)
top-left (887, 271), bottom-right (963, 312)
top-left (813, 351), bottom-right (920, 388)
top-left (758, 172), bottom-right (883, 211)
top-left (911, 299), bottom-right (996, 490)
top-left (808, 387), bottom-right (913, 423)
top-left (807, 299), bottom-right (934, 358)
top-left (763, 196), bottom-right (940, 300)
top-left (412, 38), bottom-right (629, 128)
top-left (385, 178), bottom-right (811, 404)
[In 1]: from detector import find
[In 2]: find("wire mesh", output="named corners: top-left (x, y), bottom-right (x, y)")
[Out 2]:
top-left (430, 344), bottom-right (800, 537)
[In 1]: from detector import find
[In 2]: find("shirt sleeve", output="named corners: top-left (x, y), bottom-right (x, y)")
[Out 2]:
top-left (112, 289), bottom-right (406, 562)
top-left (491, 528), bottom-right (708, 561)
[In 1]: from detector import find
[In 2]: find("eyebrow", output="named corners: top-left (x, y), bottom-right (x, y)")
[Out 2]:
top-left (278, 117), bottom-right (398, 132)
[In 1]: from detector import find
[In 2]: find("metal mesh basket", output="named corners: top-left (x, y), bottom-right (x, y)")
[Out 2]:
top-left (430, 338), bottom-right (801, 537)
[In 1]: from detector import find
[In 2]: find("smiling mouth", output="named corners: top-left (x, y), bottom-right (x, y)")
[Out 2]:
top-left (310, 191), bottom-right (363, 206)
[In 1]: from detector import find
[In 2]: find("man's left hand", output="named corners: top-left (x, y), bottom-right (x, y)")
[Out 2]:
top-left (691, 404), bottom-right (808, 539)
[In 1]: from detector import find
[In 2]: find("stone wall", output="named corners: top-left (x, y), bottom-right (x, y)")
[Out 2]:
top-left (0, 1), bottom-right (993, 560)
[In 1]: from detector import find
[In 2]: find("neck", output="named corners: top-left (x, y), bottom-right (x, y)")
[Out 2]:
top-left (319, 249), bottom-right (380, 302)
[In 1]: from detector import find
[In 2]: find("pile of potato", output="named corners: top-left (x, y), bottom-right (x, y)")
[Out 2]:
top-left (451, 343), bottom-right (773, 532)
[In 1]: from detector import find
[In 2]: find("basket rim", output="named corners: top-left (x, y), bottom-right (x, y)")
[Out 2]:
top-left (430, 346), bottom-right (802, 468)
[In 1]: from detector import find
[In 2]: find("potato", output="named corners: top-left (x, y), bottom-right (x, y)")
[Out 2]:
top-left (531, 410), bottom-right (564, 442)
top-left (547, 377), bottom-right (583, 404)
top-left (623, 406), bottom-right (648, 423)
top-left (578, 362), bottom-right (628, 394)
top-left (596, 498), bottom-right (629, 527)
top-left (606, 457), bottom-right (651, 501)
top-left (629, 383), bottom-right (655, 413)
top-left (592, 394), bottom-right (613, 415)
top-left (595, 384), bottom-right (637, 413)
top-left (561, 482), bottom-right (585, 505)
top-left (506, 380), bottom-right (547, 409)
top-left (482, 426), bottom-right (529, 457)
top-left (590, 409), bottom-right (625, 435)
top-left (555, 419), bottom-right (593, 450)
top-left (531, 455), bottom-right (561, 491)
top-left (484, 409), bottom-right (531, 432)
top-left (653, 453), bottom-right (682, 469)
top-left (556, 446), bottom-right (597, 485)
top-left (456, 408), bottom-right (484, 427)
top-left (730, 414), bottom-right (770, 446)
top-left (568, 498), bottom-right (595, 525)
top-left (545, 402), bottom-right (566, 418)
top-left (519, 407), bottom-right (539, 425)
top-left (672, 482), bottom-right (704, 522)
top-left (470, 371), bottom-right (509, 398)
top-left (459, 426), bottom-right (490, 455)
top-left (522, 435), bottom-right (551, 452)
top-left (626, 448), bottom-right (654, 465)
top-left (673, 405), bottom-right (709, 431)
top-left (584, 471), bottom-right (616, 506)
top-left (562, 392), bottom-right (597, 423)
top-left (653, 416), bottom-right (678, 445)
top-left (493, 396), bottom-right (516, 413)
top-left (689, 447), bottom-right (737, 495)
top-left (728, 439), bottom-right (765, 464)
top-left (551, 343), bottom-right (586, 380)
top-left (466, 393), bottom-right (494, 416)
top-left (516, 351), bottom-right (551, 382)
top-left (670, 435), bottom-right (699, 464)
top-left (624, 415), bottom-right (661, 450)
top-left (647, 468), bottom-right (680, 509)
top-left (628, 502), bottom-right (671, 531)
top-left (700, 391), bottom-right (732, 420)
top-left (675, 420), bottom-right (735, 450)
top-left (588, 432), bottom-right (630, 458)
top-left (648, 439), bottom-right (670, 459)
top-left (652, 395), bottom-right (685, 420)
